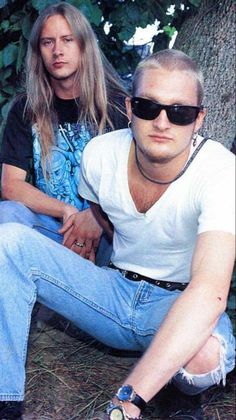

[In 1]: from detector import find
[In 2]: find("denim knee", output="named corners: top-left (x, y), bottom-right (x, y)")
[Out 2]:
top-left (172, 321), bottom-right (235, 395)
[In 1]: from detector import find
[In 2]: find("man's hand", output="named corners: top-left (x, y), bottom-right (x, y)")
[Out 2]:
top-left (59, 208), bottom-right (103, 262)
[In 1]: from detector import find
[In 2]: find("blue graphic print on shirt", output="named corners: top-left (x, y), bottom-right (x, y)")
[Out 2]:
top-left (32, 122), bottom-right (93, 211)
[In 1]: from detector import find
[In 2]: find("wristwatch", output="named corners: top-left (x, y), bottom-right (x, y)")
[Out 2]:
top-left (106, 402), bottom-right (141, 420)
top-left (116, 384), bottom-right (147, 411)
top-left (106, 404), bottom-right (125, 420)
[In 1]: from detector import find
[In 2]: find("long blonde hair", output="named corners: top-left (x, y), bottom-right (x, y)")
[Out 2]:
top-left (25, 2), bottom-right (127, 166)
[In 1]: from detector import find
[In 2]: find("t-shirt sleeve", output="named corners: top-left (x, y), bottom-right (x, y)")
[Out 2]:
top-left (197, 160), bottom-right (235, 235)
top-left (78, 139), bottom-right (100, 204)
top-left (0, 97), bottom-right (33, 171)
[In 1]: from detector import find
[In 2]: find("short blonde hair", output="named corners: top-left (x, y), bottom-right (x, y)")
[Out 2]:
top-left (132, 49), bottom-right (204, 105)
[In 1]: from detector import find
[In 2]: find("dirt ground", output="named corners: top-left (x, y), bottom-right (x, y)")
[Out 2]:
top-left (23, 306), bottom-right (235, 420)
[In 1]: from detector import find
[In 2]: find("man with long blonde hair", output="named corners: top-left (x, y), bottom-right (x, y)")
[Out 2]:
top-left (0, 2), bottom-right (128, 262)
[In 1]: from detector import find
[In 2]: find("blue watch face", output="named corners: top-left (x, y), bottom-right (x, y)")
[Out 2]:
top-left (117, 384), bottom-right (133, 401)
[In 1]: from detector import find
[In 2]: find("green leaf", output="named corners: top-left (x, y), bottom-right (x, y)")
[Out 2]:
top-left (22, 15), bottom-right (32, 40)
top-left (1, 101), bottom-right (11, 121)
top-left (32, 0), bottom-right (57, 12)
top-left (2, 44), bottom-right (18, 67)
top-left (163, 25), bottom-right (177, 39)
top-left (118, 27), bottom-right (136, 42)
top-left (2, 85), bottom-right (15, 95)
top-left (9, 22), bottom-right (22, 32)
top-left (0, 93), bottom-right (6, 104)
top-left (10, 12), bottom-right (24, 24)
top-left (188, 0), bottom-right (201, 7)
top-left (138, 11), bottom-right (152, 29)
top-left (1, 20), bottom-right (10, 31)
top-left (70, 0), bottom-right (102, 26)
top-left (0, 67), bottom-right (12, 82)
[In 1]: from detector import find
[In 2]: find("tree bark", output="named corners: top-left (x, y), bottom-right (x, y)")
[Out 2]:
top-left (174, 0), bottom-right (235, 149)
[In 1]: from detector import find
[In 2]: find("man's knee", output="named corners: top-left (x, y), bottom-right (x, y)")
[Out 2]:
top-left (173, 334), bottom-right (234, 395)
top-left (184, 336), bottom-right (220, 375)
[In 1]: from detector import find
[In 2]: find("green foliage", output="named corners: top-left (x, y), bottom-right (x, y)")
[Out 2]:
top-left (0, 0), bottom-right (201, 126)
top-left (188, 0), bottom-right (201, 6)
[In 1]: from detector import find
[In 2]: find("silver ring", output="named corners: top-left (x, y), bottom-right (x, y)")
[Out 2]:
top-left (74, 241), bottom-right (84, 248)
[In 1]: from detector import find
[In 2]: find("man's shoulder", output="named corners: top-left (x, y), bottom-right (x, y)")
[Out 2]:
top-left (5, 94), bottom-right (29, 126)
top-left (206, 138), bottom-right (234, 152)
top-left (193, 138), bottom-right (235, 187)
top-left (203, 139), bottom-right (235, 164)
top-left (8, 94), bottom-right (27, 114)
top-left (85, 128), bottom-right (131, 153)
top-left (196, 138), bottom-right (234, 167)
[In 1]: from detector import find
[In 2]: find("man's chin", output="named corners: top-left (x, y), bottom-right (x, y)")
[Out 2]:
top-left (49, 73), bottom-right (70, 81)
top-left (143, 149), bottom-right (172, 164)
top-left (48, 69), bottom-right (76, 82)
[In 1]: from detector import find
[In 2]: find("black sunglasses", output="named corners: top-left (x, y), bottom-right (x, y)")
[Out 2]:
top-left (131, 97), bottom-right (203, 126)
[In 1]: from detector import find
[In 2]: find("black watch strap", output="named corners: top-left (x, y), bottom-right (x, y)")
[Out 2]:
top-left (116, 385), bottom-right (147, 411)
top-left (132, 393), bottom-right (146, 411)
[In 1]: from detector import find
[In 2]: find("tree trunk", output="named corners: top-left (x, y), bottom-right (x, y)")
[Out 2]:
top-left (174, 0), bottom-right (235, 150)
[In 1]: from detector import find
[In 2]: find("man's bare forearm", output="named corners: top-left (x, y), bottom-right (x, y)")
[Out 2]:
top-left (123, 282), bottom-right (225, 402)
top-left (120, 231), bottom-right (235, 417)
top-left (2, 178), bottom-right (77, 220)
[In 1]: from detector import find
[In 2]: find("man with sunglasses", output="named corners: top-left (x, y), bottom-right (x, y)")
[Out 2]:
top-left (0, 49), bottom-right (235, 420)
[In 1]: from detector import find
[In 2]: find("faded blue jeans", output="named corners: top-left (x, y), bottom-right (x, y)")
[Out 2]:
top-left (0, 223), bottom-right (235, 401)
top-left (0, 200), bottom-right (111, 266)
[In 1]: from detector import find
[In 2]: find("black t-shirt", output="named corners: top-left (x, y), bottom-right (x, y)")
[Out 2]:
top-left (0, 95), bottom-right (128, 210)
top-left (0, 94), bottom-right (128, 172)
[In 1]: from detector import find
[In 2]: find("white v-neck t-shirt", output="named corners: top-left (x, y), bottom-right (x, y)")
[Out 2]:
top-left (79, 129), bottom-right (235, 283)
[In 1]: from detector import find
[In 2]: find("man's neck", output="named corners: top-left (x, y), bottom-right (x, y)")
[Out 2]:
top-left (132, 141), bottom-right (191, 186)
top-left (128, 144), bottom-right (170, 213)
top-left (50, 77), bottom-right (80, 100)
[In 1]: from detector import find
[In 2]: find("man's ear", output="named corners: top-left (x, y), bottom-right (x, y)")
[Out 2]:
top-left (195, 107), bottom-right (207, 132)
top-left (125, 97), bottom-right (132, 121)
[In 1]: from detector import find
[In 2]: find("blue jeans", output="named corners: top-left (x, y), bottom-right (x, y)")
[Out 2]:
top-left (0, 223), bottom-right (235, 401)
top-left (0, 200), bottom-right (111, 266)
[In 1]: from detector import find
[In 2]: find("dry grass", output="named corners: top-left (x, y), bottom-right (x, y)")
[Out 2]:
top-left (23, 307), bottom-right (235, 420)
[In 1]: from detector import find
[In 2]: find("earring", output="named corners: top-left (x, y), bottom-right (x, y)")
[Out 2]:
top-left (193, 132), bottom-right (198, 147)
top-left (128, 120), bottom-right (132, 129)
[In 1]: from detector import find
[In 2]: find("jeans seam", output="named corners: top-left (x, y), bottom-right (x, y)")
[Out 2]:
top-left (22, 289), bottom-right (37, 366)
top-left (130, 282), bottom-right (156, 346)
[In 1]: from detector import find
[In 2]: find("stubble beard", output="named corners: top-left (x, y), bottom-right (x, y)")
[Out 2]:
top-left (137, 143), bottom-right (173, 165)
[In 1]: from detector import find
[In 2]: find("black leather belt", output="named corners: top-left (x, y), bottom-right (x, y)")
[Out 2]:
top-left (108, 262), bottom-right (187, 291)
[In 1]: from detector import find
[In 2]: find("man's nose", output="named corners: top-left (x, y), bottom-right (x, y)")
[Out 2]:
top-left (153, 109), bottom-right (171, 130)
top-left (52, 40), bottom-right (63, 56)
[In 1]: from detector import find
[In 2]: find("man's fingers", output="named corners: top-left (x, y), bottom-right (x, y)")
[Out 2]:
top-left (84, 239), bottom-right (93, 254)
top-left (88, 248), bottom-right (96, 263)
top-left (62, 226), bottom-right (74, 246)
top-left (59, 217), bottom-right (74, 234)
top-left (72, 242), bottom-right (87, 257)
top-left (72, 240), bottom-right (96, 262)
